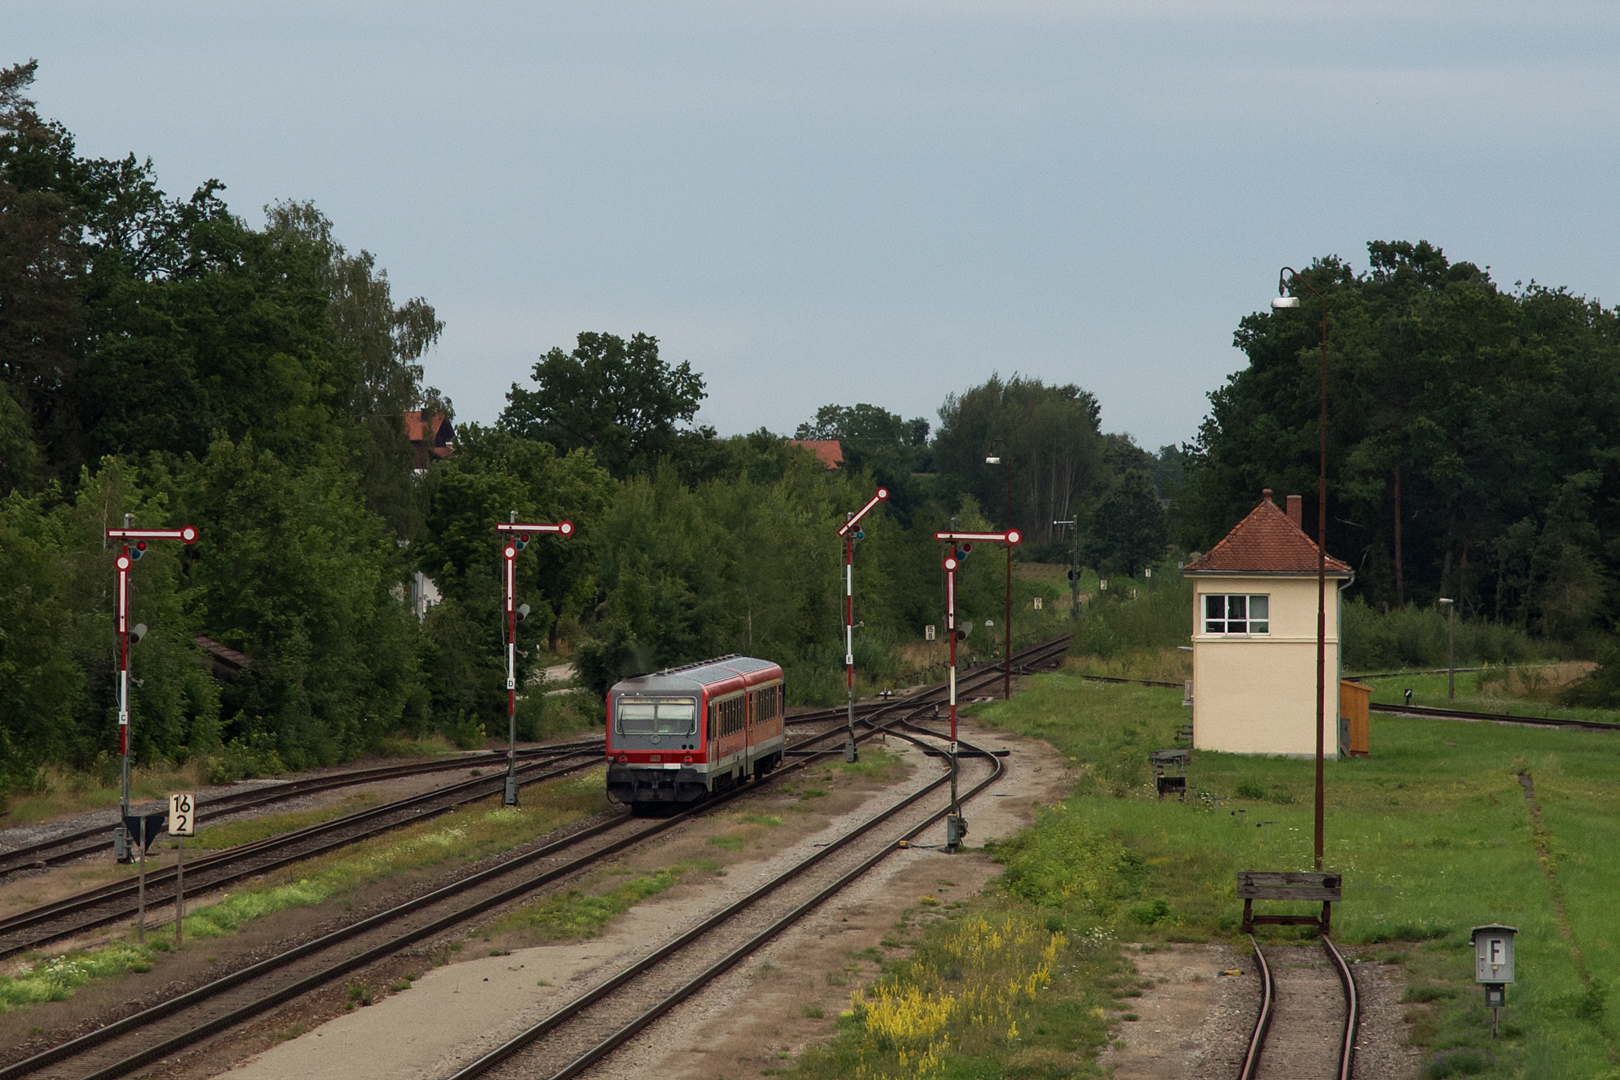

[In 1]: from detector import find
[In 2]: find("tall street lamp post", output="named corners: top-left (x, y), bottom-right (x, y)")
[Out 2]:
top-left (1272, 267), bottom-right (1329, 872)
top-left (986, 442), bottom-right (1012, 700)
top-left (836, 487), bottom-right (889, 763)
top-left (1439, 597), bottom-right (1456, 699)
top-left (494, 515), bottom-right (575, 806)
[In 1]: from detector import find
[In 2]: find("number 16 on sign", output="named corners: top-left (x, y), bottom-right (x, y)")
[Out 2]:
top-left (169, 793), bottom-right (194, 946)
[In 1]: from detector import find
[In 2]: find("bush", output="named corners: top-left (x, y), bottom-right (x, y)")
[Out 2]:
top-left (1341, 598), bottom-right (1547, 671)
top-left (987, 810), bottom-right (1143, 912)
top-left (1071, 566), bottom-right (1192, 659)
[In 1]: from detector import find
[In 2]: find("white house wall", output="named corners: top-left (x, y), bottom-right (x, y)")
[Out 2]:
top-left (1190, 574), bottom-right (1342, 757)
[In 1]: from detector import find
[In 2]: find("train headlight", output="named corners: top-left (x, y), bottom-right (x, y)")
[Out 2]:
top-left (617, 754), bottom-right (628, 764)
top-left (683, 755), bottom-right (693, 764)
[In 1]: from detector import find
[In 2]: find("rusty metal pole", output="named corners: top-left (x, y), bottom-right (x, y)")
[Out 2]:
top-left (988, 440), bottom-right (1012, 700)
top-left (1277, 268), bottom-right (1328, 873)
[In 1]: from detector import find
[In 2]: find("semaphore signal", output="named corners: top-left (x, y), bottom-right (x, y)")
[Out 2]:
top-left (495, 515), bottom-right (574, 805)
top-left (105, 518), bottom-right (200, 863)
top-left (837, 487), bottom-right (889, 762)
top-left (934, 527), bottom-right (1020, 852)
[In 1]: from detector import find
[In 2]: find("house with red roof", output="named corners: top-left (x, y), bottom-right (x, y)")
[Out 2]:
top-left (405, 411), bottom-right (455, 472)
top-left (787, 439), bottom-right (843, 470)
top-left (1182, 489), bottom-right (1353, 757)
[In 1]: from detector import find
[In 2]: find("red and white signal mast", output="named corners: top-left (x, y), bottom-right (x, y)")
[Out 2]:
top-left (934, 527), bottom-right (1021, 852)
top-left (494, 514), bottom-right (574, 806)
top-left (105, 516), bottom-right (200, 862)
top-left (836, 487), bottom-right (889, 763)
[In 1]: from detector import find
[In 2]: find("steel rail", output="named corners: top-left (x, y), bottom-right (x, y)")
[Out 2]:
top-left (446, 725), bottom-right (1004, 1080)
top-left (0, 750), bottom-right (602, 958)
top-left (0, 741), bottom-right (603, 874)
top-left (1, 634), bottom-right (1070, 1080)
top-left (1069, 666), bottom-right (1620, 734)
top-left (1, 692), bottom-right (973, 1080)
top-left (1237, 935), bottom-right (1274, 1080)
top-left (1239, 935), bottom-right (1358, 1080)
top-left (1369, 700), bottom-right (1620, 731)
top-left (1322, 936), bottom-right (1360, 1080)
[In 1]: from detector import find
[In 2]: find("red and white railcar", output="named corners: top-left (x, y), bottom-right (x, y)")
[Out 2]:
top-left (605, 655), bottom-right (786, 807)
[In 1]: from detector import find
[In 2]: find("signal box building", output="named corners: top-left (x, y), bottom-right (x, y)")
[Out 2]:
top-left (1183, 490), bottom-right (1352, 757)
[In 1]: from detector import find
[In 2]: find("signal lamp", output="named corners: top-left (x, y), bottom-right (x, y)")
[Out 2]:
top-left (516, 533), bottom-right (530, 550)
top-left (130, 623), bottom-right (148, 644)
top-left (516, 603), bottom-right (531, 623)
top-left (132, 541), bottom-right (148, 560)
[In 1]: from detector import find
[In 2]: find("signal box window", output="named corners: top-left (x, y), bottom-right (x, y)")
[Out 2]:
top-left (1204, 594), bottom-right (1269, 635)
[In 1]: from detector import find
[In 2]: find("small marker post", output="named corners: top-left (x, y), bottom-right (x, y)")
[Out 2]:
top-left (169, 792), bottom-right (194, 946)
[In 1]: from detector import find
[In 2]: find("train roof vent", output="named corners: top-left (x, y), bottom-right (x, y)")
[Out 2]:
top-left (659, 654), bottom-right (741, 676)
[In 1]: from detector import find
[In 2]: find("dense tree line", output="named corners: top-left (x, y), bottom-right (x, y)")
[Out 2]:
top-left (1180, 240), bottom-right (1620, 647)
top-left (0, 62), bottom-right (1164, 799)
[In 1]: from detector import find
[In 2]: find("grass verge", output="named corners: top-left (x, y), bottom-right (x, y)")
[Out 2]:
top-left (957, 663), bottom-right (1620, 1077)
top-left (483, 857), bottom-right (721, 944)
top-left (1, 769), bottom-right (610, 1013)
top-left (791, 906), bottom-right (1126, 1080)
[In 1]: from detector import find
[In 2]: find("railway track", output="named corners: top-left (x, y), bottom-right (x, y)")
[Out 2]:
top-left (0, 636), bottom-right (1069, 1080)
top-left (0, 748), bottom-right (605, 962)
top-left (0, 740), bottom-right (606, 878)
top-left (1239, 935), bottom-right (1359, 1080)
top-left (1073, 668), bottom-right (1620, 733)
top-left (442, 720), bottom-right (1007, 1080)
top-left (1367, 699), bottom-right (1620, 731)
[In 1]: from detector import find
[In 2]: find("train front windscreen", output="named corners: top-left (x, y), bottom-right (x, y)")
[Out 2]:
top-left (615, 698), bottom-right (697, 737)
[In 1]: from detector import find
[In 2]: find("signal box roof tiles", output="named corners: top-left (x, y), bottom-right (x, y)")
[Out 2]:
top-left (1183, 490), bottom-right (1351, 577)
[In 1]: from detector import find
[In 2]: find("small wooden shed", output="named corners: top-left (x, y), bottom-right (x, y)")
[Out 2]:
top-left (1339, 679), bottom-right (1371, 757)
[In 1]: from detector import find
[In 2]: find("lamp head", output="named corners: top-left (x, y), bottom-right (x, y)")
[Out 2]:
top-left (985, 455), bottom-right (1001, 464)
top-left (1272, 296), bottom-right (1301, 310)
top-left (1438, 597), bottom-right (1455, 606)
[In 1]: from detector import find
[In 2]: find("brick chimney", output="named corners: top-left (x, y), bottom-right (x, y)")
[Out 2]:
top-left (1286, 495), bottom-right (1302, 528)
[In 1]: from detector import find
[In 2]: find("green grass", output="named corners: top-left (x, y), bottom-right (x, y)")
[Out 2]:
top-left (190, 793), bottom-right (383, 849)
top-left (1362, 670), bottom-right (1620, 727)
top-left (0, 944), bottom-right (155, 1012)
top-left (832, 748), bottom-right (908, 782)
top-left (486, 857), bottom-right (720, 941)
top-left (789, 907), bottom-right (1126, 1080)
top-left (964, 667), bottom-right (1620, 1076)
top-left (0, 769), bottom-right (611, 1014)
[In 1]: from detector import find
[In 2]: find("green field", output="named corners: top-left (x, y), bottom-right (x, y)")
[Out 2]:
top-left (966, 669), bottom-right (1620, 1077)
top-left (1361, 669), bottom-right (1620, 728)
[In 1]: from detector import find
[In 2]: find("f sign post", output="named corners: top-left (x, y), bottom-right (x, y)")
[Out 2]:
top-left (933, 528), bottom-right (1021, 851)
top-left (836, 487), bottom-right (889, 763)
top-left (105, 518), bottom-right (200, 863)
top-left (494, 517), bottom-right (575, 806)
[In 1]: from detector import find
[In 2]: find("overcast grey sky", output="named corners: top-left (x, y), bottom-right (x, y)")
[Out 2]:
top-left (7, 2), bottom-right (1619, 450)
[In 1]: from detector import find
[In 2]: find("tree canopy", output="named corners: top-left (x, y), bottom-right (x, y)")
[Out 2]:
top-left (501, 331), bottom-right (708, 479)
top-left (1179, 240), bottom-right (1620, 640)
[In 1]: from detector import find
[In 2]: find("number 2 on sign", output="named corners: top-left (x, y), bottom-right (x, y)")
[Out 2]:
top-left (168, 792), bottom-right (196, 837)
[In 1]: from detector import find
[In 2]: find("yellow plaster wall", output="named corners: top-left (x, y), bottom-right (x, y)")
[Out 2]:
top-left (1188, 574), bottom-right (1343, 757)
